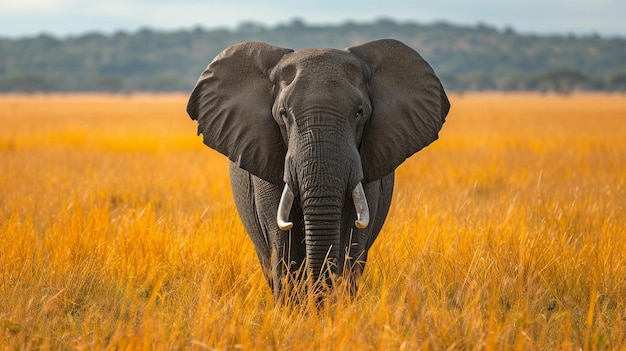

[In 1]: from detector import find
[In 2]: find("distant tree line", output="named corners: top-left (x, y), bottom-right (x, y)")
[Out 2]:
top-left (1, 19), bottom-right (625, 93)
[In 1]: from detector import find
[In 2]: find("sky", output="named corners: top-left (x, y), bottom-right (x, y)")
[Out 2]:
top-left (0, 0), bottom-right (624, 39)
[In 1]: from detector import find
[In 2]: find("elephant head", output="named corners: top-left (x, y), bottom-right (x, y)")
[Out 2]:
top-left (187, 39), bottom-right (449, 285)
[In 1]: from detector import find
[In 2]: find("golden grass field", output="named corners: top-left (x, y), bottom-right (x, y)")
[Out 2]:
top-left (0, 93), bottom-right (625, 349)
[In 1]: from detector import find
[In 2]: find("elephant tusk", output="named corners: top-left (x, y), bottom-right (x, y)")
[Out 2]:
top-left (352, 182), bottom-right (369, 229)
top-left (277, 184), bottom-right (295, 231)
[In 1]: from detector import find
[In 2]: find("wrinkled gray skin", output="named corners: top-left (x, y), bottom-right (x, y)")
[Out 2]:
top-left (187, 39), bottom-right (450, 299)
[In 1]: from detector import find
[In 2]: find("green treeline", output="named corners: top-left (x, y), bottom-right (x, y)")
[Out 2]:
top-left (1, 19), bottom-right (625, 93)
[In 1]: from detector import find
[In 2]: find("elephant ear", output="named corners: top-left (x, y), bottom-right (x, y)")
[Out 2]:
top-left (347, 39), bottom-right (450, 182)
top-left (187, 41), bottom-right (293, 184)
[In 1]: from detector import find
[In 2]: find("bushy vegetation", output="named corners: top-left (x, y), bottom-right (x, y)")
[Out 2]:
top-left (1, 93), bottom-right (624, 349)
top-left (1, 19), bottom-right (625, 93)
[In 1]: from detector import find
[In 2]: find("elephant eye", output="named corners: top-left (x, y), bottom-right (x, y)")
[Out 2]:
top-left (354, 108), bottom-right (364, 119)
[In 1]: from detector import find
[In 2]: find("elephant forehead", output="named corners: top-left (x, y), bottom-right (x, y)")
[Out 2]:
top-left (281, 48), bottom-right (364, 79)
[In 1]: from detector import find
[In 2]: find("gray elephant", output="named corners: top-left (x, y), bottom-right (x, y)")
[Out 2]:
top-left (187, 39), bottom-right (449, 299)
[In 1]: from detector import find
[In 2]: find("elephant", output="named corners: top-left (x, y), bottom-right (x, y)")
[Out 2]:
top-left (187, 39), bottom-right (450, 300)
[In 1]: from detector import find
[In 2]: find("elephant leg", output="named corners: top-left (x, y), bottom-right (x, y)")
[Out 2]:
top-left (250, 175), bottom-right (306, 298)
top-left (341, 172), bottom-right (395, 293)
top-left (229, 163), bottom-right (273, 285)
top-left (362, 172), bottom-right (394, 253)
top-left (229, 162), bottom-right (306, 298)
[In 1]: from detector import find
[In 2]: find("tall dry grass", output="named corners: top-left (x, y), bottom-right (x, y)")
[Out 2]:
top-left (0, 93), bottom-right (624, 349)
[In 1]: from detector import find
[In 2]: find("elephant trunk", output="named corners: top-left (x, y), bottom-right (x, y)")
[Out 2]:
top-left (276, 118), bottom-right (369, 285)
top-left (301, 182), bottom-right (370, 284)
top-left (299, 174), bottom-right (344, 284)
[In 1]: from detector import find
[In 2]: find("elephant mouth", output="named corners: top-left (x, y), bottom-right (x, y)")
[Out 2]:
top-left (276, 182), bottom-right (369, 231)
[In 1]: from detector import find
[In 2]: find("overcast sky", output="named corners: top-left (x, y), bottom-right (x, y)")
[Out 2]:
top-left (0, 0), bottom-right (624, 38)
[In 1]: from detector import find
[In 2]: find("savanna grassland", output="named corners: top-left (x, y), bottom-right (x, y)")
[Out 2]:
top-left (0, 93), bottom-right (624, 350)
